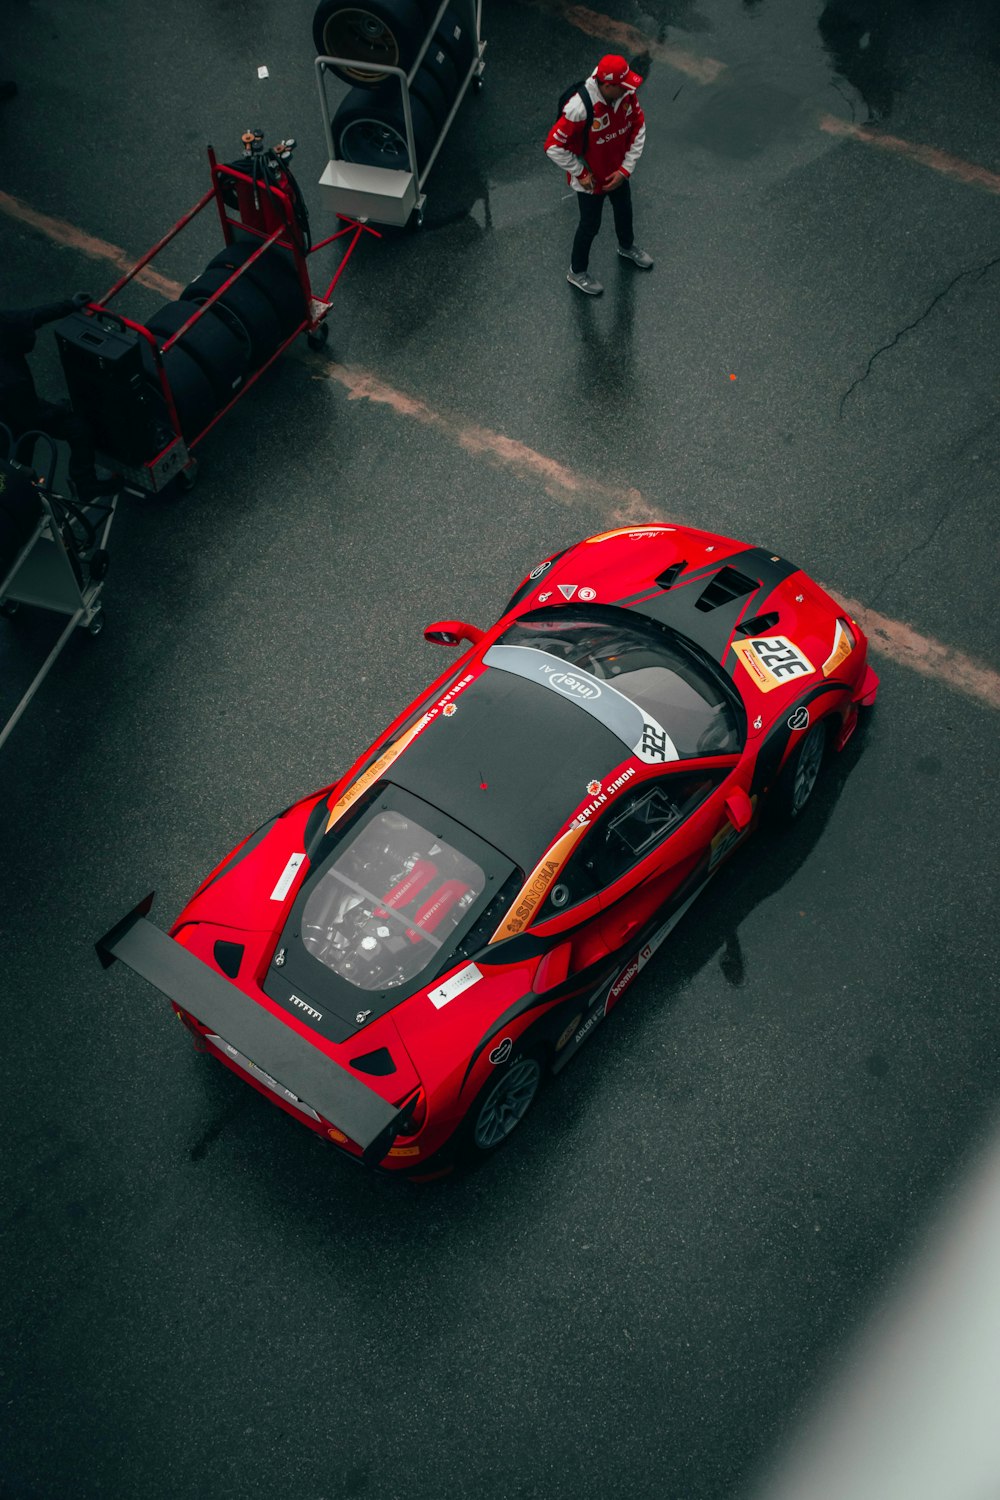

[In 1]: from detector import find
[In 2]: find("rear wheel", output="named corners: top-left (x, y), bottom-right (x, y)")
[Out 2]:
top-left (456, 1047), bottom-right (544, 1165)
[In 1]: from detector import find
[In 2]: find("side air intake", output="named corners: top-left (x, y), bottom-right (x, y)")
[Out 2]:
top-left (695, 567), bottom-right (758, 612)
top-left (735, 611), bottom-right (780, 638)
top-left (655, 561), bottom-right (688, 590)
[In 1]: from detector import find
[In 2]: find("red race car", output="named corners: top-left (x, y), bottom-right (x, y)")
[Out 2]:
top-left (98, 524), bottom-right (878, 1175)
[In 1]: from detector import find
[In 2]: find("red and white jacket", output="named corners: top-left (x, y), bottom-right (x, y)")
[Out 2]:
top-left (544, 72), bottom-right (646, 195)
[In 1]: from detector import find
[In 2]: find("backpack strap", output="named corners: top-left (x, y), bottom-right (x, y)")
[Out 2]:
top-left (577, 85), bottom-right (594, 156)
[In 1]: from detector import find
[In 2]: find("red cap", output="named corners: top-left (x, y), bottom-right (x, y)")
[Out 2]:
top-left (595, 54), bottom-right (643, 91)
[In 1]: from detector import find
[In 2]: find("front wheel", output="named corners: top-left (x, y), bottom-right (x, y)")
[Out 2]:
top-left (773, 719), bottom-right (827, 820)
top-left (457, 1048), bottom-right (544, 1165)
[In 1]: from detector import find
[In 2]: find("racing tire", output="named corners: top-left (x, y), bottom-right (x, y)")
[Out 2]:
top-left (333, 86), bottom-right (438, 172)
top-left (140, 342), bottom-right (219, 443)
top-left (455, 1045), bottom-right (545, 1167)
top-left (421, 35), bottom-right (461, 105)
top-left (434, 5), bottom-right (477, 74)
top-left (312, 0), bottom-right (429, 87)
top-left (146, 301), bottom-right (247, 407)
top-left (180, 266), bottom-right (284, 368)
top-left (204, 244), bottom-right (305, 340)
top-left (773, 718), bottom-right (828, 822)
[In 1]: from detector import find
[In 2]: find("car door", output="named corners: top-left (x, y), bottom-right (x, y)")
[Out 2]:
top-left (589, 763), bottom-right (739, 955)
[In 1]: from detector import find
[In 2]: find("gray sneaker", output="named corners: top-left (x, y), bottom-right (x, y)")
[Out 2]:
top-left (617, 245), bottom-right (654, 269)
top-left (567, 268), bottom-right (604, 296)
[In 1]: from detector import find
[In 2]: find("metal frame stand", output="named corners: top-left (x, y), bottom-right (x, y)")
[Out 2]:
top-left (316, 0), bottom-right (485, 227)
top-left (0, 481), bottom-right (117, 750)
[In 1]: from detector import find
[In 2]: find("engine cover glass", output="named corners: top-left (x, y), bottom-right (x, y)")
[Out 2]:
top-left (302, 810), bottom-right (486, 992)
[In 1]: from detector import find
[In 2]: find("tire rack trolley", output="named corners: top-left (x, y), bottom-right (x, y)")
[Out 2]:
top-left (316, 0), bottom-right (484, 227)
top-left (78, 141), bottom-right (378, 494)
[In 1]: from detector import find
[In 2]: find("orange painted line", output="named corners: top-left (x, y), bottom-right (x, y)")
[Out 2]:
top-left (324, 360), bottom-right (650, 513)
top-left (827, 592), bottom-right (1000, 712)
top-left (0, 189), bottom-right (184, 300)
top-left (531, 1), bottom-right (726, 85)
top-left (2, 187), bottom-right (997, 712)
top-left (820, 116), bottom-right (1000, 196)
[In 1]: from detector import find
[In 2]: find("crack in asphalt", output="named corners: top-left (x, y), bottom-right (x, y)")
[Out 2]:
top-left (867, 495), bottom-right (956, 608)
top-left (839, 252), bottom-right (1000, 418)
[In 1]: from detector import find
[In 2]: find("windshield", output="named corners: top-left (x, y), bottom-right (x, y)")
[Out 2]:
top-left (495, 608), bottom-right (742, 758)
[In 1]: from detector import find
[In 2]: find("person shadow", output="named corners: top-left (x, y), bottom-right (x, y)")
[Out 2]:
top-left (570, 263), bottom-right (640, 416)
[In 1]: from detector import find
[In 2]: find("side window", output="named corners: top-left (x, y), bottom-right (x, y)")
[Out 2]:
top-left (586, 774), bottom-right (721, 889)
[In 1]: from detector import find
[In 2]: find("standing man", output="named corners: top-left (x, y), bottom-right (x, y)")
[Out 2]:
top-left (544, 54), bottom-right (654, 297)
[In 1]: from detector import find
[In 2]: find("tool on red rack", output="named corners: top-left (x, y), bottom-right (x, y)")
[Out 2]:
top-left (48, 130), bottom-right (378, 495)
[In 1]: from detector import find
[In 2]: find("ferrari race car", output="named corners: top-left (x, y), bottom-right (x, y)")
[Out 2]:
top-left (98, 523), bottom-right (878, 1176)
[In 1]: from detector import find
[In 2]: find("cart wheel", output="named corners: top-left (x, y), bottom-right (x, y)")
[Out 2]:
top-left (179, 461), bottom-right (199, 492)
top-left (0, 599), bottom-right (19, 618)
top-left (412, 206), bottom-right (425, 229)
top-left (87, 609), bottom-right (104, 637)
top-left (472, 74), bottom-right (484, 93)
top-left (88, 548), bottom-right (110, 581)
top-left (307, 324), bottom-right (330, 351)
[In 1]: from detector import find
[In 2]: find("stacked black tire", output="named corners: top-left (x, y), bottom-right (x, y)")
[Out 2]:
top-left (316, 0), bottom-right (477, 174)
top-left (144, 243), bottom-right (306, 442)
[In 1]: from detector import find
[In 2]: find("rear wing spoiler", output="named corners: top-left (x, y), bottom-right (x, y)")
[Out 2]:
top-left (96, 895), bottom-right (406, 1165)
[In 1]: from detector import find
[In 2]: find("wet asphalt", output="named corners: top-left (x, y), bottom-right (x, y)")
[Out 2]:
top-left (1, 2), bottom-right (999, 1497)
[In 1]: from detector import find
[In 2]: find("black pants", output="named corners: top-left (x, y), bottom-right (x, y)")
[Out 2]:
top-left (2, 396), bottom-right (96, 480)
top-left (571, 181), bottom-right (634, 273)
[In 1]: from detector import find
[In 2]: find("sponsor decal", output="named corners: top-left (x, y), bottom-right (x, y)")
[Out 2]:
top-left (584, 525), bottom-right (674, 544)
top-left (753, 714), bottom-right (763, 730)
top-left (795, 593), bottom-right (805, 603)
top-left (355, 1009), bottom-right (372, 1025)
top-left (578, 586), bottom-right (597, 601)
top-left (545, 668), bottom-right (601, 702)
top-left (732, 635), bottom-right (815, 693)
top-left (490, 823), bottom-right (589, 941)
top-left (327, 1126), bottom-right (349, 1144)
top-left (787, 705), bottom-right (810, 732)
top-left (538, 590), bottom-right (552, 602)
top-left (529, 561), bottom-right (551, 579)
top-left (555, 1014), bottom-right (584, 1051)
top-left (558, 584), bottom-right (577, 600)
top-left (489, 1037), bottom-right (513, 1065)
top-left (443, 703), bottom-right (457, 718)
top-left (289, 993), bottom-right (323, 1022)
top-left (270, 852), bottom-right (305, 902)
top-left (573, 1005), bottom-right (605, 1048)
top-left (428, 962), bottom-right (483, 1010)
top-left (606, 942), bottom-right (654, 1011)
top-left (387, 1145), bottom-right (422, 1158)
top-left (822, 619), bottom-right (854, 678)
top-left (572, 766), bottom-right (636, 827)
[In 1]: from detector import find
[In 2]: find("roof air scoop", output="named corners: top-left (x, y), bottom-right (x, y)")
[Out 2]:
top-left (655, 561), bottom-right (688, 590)
top-left (695, 566), bottom-right (758, 612)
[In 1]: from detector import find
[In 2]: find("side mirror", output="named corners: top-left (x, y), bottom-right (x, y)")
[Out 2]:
top-left (724, 787), bottom-right (754, 833)
top-left (423, 619), bottom-right (485, 647)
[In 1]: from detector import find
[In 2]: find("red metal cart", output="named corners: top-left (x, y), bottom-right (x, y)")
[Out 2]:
top-left (57, 134), bottom-right (378, 494)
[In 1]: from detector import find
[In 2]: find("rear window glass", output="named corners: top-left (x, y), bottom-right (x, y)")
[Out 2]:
top-left (302, 809), bottom-right (486, 993)
top-left (496, 608), bottom-right (741, 758)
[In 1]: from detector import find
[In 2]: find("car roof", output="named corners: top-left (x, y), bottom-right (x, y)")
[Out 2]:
top-left (386, 661), bottom-right (631, 872)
